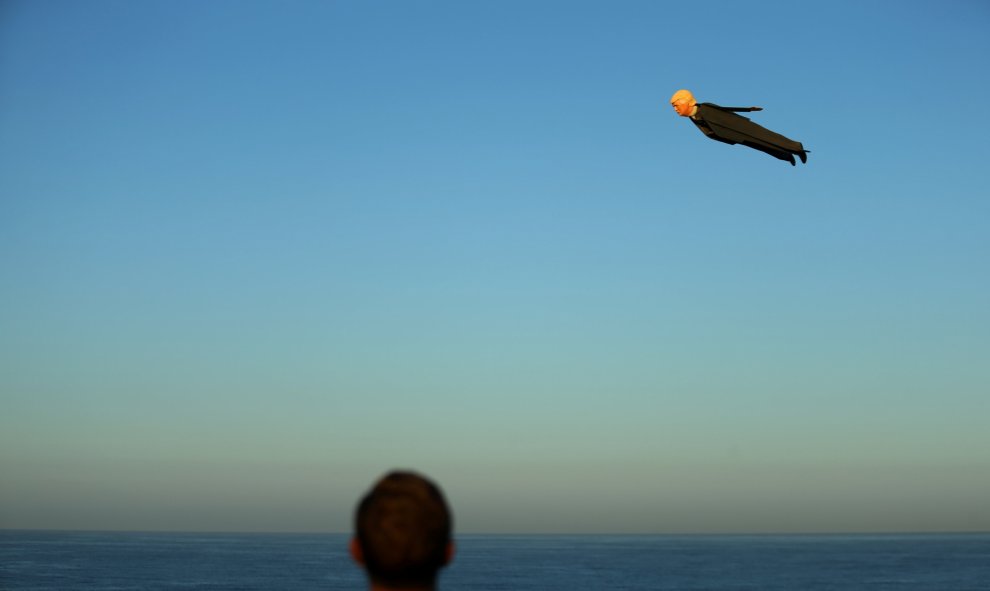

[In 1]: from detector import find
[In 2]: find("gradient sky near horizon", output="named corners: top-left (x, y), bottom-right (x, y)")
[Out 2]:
top-left (2, 0), bottom-right (988, 534)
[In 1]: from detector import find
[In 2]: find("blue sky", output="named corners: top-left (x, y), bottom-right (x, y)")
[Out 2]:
top-left (1, 0), bottom-right (988, 534)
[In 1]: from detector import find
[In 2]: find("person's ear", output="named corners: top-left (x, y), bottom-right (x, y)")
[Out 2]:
top-left (443, 541), bottom-right (456, 566)
top-left (349, 537), bottom-right (365, 565)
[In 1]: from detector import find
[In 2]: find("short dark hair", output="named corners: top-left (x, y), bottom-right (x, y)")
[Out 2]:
top-left (354, 471), bottom-right (453, 588)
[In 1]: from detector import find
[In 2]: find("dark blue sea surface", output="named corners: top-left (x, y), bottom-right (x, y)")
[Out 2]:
top-left (2, 530), bottom-right (988, 590)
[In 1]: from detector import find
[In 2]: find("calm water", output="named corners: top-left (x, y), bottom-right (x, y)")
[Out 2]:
top-left (2, 530), bottom-right (988, 590)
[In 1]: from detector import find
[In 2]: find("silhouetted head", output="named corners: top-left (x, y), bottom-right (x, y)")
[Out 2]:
top-left (670, 89), bottom-right (697, 117)
top-left (351, 471), bottom-right (454, 590)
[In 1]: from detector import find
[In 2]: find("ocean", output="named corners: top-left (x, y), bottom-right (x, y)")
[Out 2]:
top-left (1, 530), bottom-right (988, 590)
